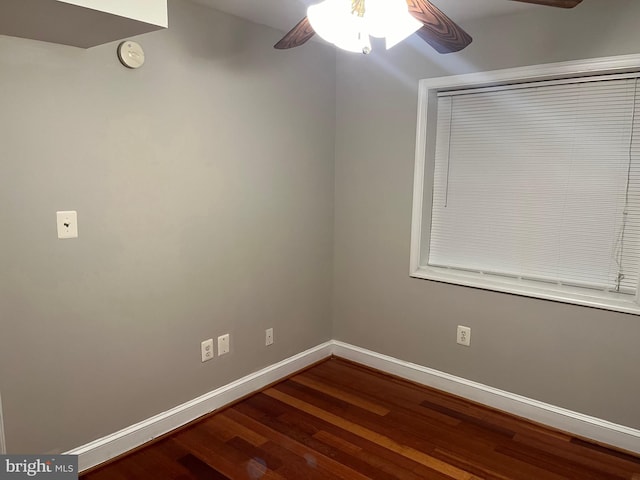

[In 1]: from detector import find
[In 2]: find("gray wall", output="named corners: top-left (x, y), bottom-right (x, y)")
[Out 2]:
top-left (0, 0), bottom-right (335, 453)
top-left (333, 0), bottom-right (640, 429)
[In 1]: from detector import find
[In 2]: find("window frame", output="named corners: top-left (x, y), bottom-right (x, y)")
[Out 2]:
top-left (410, 54), bottom-right (640, 315)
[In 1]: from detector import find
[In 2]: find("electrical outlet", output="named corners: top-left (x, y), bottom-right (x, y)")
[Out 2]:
top-left (457, 326), bottom-right (471, 347)
top-left (265, 328), bottom-right (274, 346)
top-left (201, 339), bottom-right (214, 362)
top-left (218, 334), bottom-right (230, 356)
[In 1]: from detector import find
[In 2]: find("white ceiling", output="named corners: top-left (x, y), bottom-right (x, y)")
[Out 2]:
top-left (191, 0), bottom-right (543, 36)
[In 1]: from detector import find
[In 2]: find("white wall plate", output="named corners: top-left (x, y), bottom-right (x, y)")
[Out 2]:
top-left (56, 211), bottom-right (78, 239)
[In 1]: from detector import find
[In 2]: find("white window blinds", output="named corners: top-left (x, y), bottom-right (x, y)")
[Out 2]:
top-left (429, 76), bottom-right (640, 294)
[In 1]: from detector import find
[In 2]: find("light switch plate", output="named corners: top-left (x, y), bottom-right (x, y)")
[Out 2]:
top-left (57, 211), bottom-right (78, 239)
top-left (218, 334), bottom-right (230, 356)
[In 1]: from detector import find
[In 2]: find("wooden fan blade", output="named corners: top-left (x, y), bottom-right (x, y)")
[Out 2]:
top-left (508, 0), bottom-right (583, 7)
top-left (406, 0), bottom-right (472, 54)
top-left (274, 17), bottom-right (315, 49)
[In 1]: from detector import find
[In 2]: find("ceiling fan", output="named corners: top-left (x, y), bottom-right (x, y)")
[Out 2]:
top-left (274, 0), bottom-right (583, 54)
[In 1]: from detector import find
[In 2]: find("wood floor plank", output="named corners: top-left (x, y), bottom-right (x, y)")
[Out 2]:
top-left (512, 433), bottom-right (640, 477)
top-left (312, 430), bottom-right (362, 456)
top-left (291, 374), bottom-right (391, 416)
top-left (274, 378), bottom-right (508, 462)
top-left (81, 358), bottom-right (640, 480)
top-left (273, 407), bottom-right (445, 479)
top-left (204, 414), bottom-right (268, 446)
top-left (438, 442), bottom-right (601, 480)
top-left (305, 362), bottom-right (481, 428)
top-left (419, 399), bottom-right (516, 437)
top-left (223, 407), bottom-right (376, 480)
top-left (275, 407), bottom-right (448, 479)
top-left (263, 387), bottom-right (478, 480)
top-left (309, 360), bottom-right (550, 441)
top-left (258, 440), bottom-right (349, 480)
top-left (494, 443), bottom-right (622, 480)
top-left (177, 453), bottom-right (231, 480)
top-left (570, 436), bottom-right (640, 464)
top-left (271, 412), bottom-right (419, 480)
top-left (225, 436), bottom-right (283, 471)
top-left (173, 423), bottom-right (284, 480)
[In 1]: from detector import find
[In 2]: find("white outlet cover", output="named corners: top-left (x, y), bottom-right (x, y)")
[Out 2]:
top-left (266, 328), bottom-right (274, 346)
top-left (201, 339), bottom-right (214, 362)
top-left (56, 211), bottom-right (78, 239)
top-left (457, 326), bottom-right (471, 347)
top-left (218, 334), bottom-right (230, 356)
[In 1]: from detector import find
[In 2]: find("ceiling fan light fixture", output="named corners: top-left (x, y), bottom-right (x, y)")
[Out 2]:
top-left (307, 0), bottom-right (421, 54)
top-left (308, 0), bottom-right (371, 54)
top-left (282, 0), bottom-right (582, 54)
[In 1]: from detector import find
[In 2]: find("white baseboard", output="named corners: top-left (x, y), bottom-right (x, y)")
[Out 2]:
top-left (332, 341), bottom-right (640, 455)
top-left (65, 339), bottom-right (639, 472)
top-left (0, 393), bottom-right (6, 454)
top-left (66, 341), bottom-right (333, 472)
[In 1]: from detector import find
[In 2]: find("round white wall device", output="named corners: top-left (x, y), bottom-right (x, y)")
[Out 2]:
top-left (117, 41), bottom-right (145, 69)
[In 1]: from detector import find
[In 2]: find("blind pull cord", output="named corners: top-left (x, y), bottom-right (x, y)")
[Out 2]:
top-left (615, 78), bottom-right (638, 292)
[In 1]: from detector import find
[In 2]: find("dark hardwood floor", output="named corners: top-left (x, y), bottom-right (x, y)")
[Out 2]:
top-left (82, 357), bottom-right (640, 479)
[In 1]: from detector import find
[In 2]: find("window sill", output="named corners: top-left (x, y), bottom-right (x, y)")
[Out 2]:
top-left (410, 266), bottom-right (640, 316)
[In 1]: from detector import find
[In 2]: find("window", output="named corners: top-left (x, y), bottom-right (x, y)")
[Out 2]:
top-left (410, 55), bottom-right (640, 314)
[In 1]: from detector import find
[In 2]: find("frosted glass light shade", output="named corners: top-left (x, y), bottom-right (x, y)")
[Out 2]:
top-left (366, 0), bottom-right (420, 42)
top-left (307, 0), bottom-right (342, 45)
top-left (385, 12), bottom-right (421, 49)
top-left (308, 0), bottom-right (371, 54)
top-left (307, 0), bottom-right (419, 53)
top-left (365, 0), bottom-right (422, 39)
top-left (333, 14), bottom-right (371, 53)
